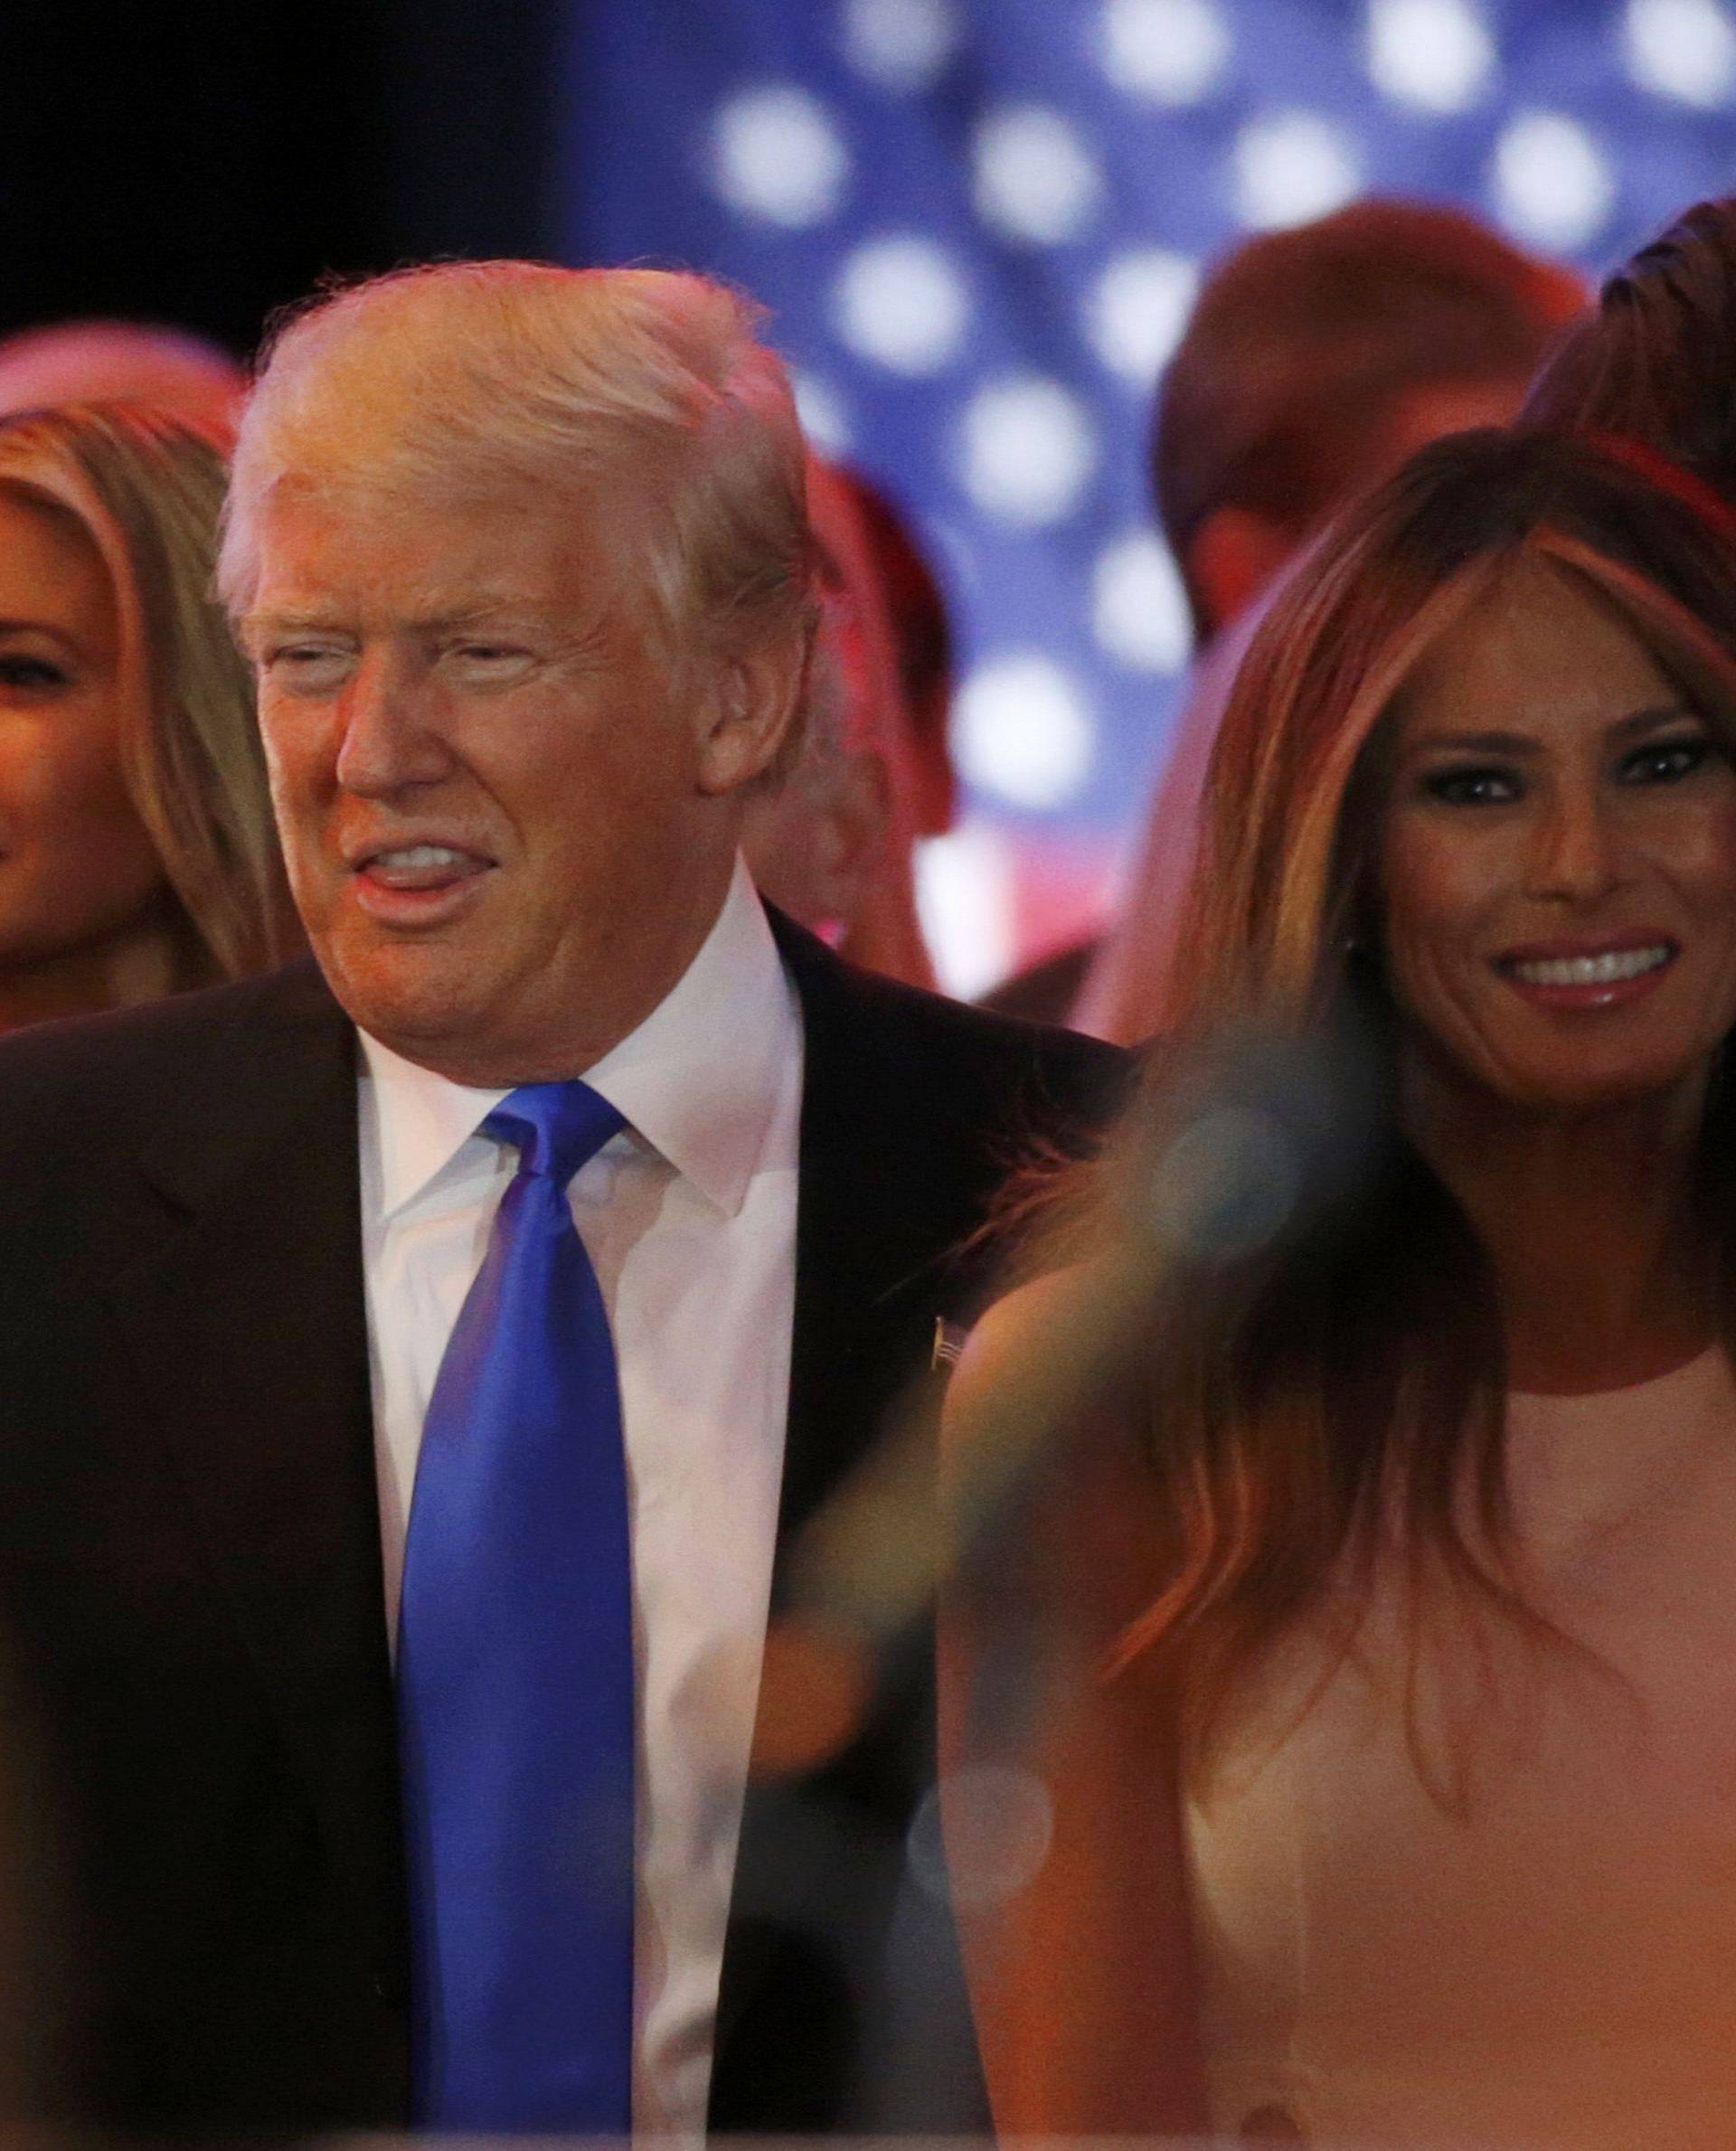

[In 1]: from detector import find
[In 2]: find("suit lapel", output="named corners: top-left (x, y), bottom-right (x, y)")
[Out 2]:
top-left (104, 963), bottom-right (404, 1965)
top-left (712, 920), bottom-right (979, 2127)
top-left (770, 926), bottom-right (937, 1570)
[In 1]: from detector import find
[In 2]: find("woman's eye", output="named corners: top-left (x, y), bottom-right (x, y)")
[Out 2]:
top-left (0, 653), bottom-right (71, 693)
top-left (1422, 765), bottom-right (1518, 807)
top-left (1619, 735), bottom-right (1712, 784)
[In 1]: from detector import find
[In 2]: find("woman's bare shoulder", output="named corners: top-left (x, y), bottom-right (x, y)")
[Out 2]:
top-left (940, 1262), bottom-right (1106, 1473)
top-left (950, 1266), bottom-right (1089, 1398)
top-left (944, 1259), bottom-right (1169, 1616)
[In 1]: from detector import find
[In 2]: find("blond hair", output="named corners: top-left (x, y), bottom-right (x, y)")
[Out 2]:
top-left (220, 261), bottom-right (817, 692)
top-left (0, 403), bottom-right (298, 982)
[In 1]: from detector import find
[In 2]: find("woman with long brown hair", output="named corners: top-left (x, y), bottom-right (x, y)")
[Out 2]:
top-left (0, 401), bottom-right (297, 1031)
top-left (945, 426), bottom-right (1736, 2147)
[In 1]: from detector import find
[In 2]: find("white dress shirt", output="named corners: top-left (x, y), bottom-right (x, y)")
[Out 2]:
top-left (356, 857), bottom-right (802, 2140)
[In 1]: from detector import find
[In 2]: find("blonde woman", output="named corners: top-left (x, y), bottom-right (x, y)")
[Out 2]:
top-left (0, 401), bottom-right (297, 1031)
top-left (945, 428), bottom-right (1736, 2148)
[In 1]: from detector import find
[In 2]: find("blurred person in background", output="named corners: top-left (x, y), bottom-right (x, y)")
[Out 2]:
top-left (995, 199), bottom-right (1583, 1037)
top-left (0, 319), bottom-right (247, 429)
top-left (742, 454), bottom-right (936, 986)
top-left (945, 428), bottom-right (1736, 2146)
top-left (1523, 193), bottom-right (1736, 499)
top-left (0, 401), bottom-right (298, 1032)
top-left (834, 467), bottom-right (958, 843)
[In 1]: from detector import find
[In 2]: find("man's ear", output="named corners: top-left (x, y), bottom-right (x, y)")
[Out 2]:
top-left (695, 635), bottom-right (808, 798)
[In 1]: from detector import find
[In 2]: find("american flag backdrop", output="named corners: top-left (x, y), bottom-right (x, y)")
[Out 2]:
top-left (556, 0), bottom-right (1736, 993)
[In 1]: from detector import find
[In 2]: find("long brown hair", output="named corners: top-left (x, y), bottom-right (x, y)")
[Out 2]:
top-left (0, 402), bottom-right (298, 982)
top-left (1523, 194), bottom-right (1736, 500)
top-left (1032, 429), bottom-right (1736, 1759)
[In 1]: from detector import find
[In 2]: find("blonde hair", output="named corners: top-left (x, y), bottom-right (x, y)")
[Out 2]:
top-left (1024, 429), bottom-right (1736, 1764)
top-left (220, 261), bottom-right (817, 691)
top-left (0, 403), bottom-right (298, 982)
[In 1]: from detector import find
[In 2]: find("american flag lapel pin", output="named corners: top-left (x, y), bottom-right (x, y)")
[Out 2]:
top-left (932, 1316), bottom-right (969, 1371)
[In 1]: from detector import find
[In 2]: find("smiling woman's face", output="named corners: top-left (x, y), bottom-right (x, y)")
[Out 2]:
top-left (1376, 553), bottom-right (1736, 1116)
top-left (0, 489), bottom-right (165, 986)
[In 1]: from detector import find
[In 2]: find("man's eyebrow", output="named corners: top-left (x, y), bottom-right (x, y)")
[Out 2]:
top-left (244, 598), bottom-right (549, 635)
top-left (238, 602), bottom-right (500, 646)
top-left (419, 604), bottom-right (547, 636)
top-left (238, 607), bottom-right (346, 646)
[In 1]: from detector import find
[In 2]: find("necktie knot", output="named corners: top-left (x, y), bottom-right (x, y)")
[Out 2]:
top-left (484, 1080), bottom-right (625, 1187)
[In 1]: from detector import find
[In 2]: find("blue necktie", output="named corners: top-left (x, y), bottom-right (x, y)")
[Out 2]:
top-left (398, 1080), bottom-right (635, 2133)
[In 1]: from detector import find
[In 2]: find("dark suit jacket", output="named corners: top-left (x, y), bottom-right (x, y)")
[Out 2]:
top-left (0, 913), bottom-right (1125, 2136)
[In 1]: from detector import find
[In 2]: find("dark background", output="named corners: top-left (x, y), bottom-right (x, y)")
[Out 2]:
top-left (0, 0), bottom-right (564, 359)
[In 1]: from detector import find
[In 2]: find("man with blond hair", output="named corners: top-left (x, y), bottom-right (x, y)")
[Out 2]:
top-left (0, 262), bottom-right (1118, 2137)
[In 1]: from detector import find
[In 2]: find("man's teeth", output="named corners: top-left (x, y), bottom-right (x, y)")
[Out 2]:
top-left (369, 845), bottom-right (468, 870)
top-left (1509, 946), bottom-right (1673, 987)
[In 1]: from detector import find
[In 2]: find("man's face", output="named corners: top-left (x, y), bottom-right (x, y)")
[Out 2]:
top-left (244, 481), bottom-right (731, 1083)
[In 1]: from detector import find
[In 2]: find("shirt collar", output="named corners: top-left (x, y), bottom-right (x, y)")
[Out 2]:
top-left (357, 856), bottom-right (798, 1224)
